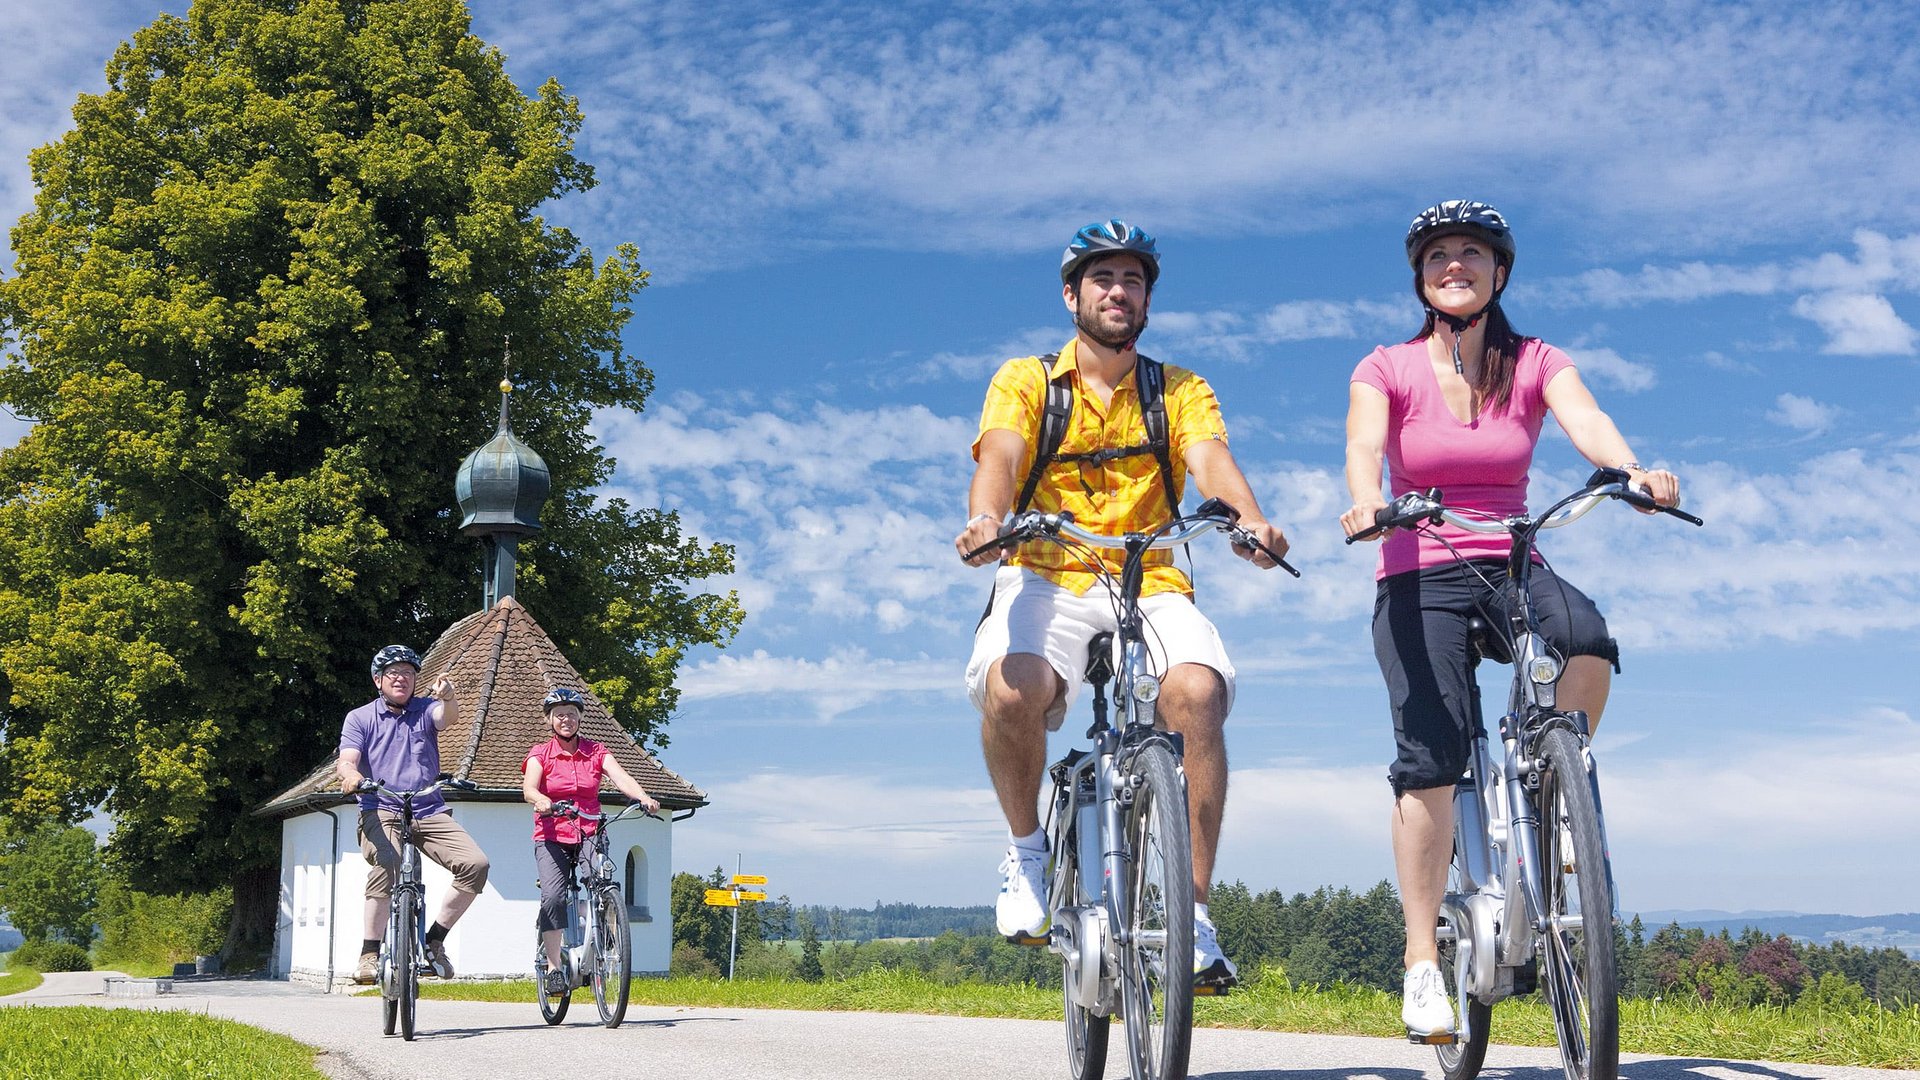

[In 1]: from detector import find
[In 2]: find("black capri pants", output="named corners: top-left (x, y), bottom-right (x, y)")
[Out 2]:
top-left (534, 839), bottom-right (582, 933)
top-left (1372, 559), bottom-right (1617, 796)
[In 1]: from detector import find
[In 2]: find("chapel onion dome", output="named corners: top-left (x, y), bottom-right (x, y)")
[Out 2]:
top-left (454, 378), bottom-right (550, 536)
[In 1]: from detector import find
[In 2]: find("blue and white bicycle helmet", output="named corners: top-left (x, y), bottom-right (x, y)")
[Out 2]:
top-left (542, 687), bottom-right (588, 714)
top-left (1061, 219), bottom-right (1160, 289)
top-left (1404, 200), bottom-right (1516, 270)
top-left (370, 644), bottom-right (422, 680)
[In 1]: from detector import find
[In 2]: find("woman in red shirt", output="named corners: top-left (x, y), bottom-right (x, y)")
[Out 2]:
top-left (522, 687), bottom-right (660, 995)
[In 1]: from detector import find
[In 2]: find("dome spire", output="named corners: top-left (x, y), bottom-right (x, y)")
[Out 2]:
top-left (454, 336), bottom-right (550, 608)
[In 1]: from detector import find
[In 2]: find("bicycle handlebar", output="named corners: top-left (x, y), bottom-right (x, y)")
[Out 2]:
top-left (1344, 468), bottom-right (1703, 545)
top-left (537, 799), bottom-right (664, 825)
top-left (354, 773), bottom-right (477, 800)
top-left (962, 497), bottom-right (1302, 577)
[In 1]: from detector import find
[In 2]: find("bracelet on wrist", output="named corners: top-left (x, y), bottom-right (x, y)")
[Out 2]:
top-left (1617, 461), bottom-right (1642, 472)
top-left (967, 512), bottom-right (1002, 528)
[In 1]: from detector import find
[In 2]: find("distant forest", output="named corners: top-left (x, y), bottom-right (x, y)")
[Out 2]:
top-left (672, 868), bottom-right (1920, 1012)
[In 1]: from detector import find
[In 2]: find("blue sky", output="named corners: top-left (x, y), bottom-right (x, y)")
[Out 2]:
top-left (6, 1), bottom-right (1918, 915)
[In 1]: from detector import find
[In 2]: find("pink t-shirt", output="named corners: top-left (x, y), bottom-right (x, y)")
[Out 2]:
top-left (525, 737), bottom-right (608, 844)
top-left (1352, 337), bottom-right (1573, 579)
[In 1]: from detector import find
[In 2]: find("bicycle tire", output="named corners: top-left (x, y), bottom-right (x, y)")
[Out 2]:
top-left (535, 944), bottom-right (570, 1025)
top-left (1118, 741), bottom-right (1193, 1080)
top-left (1536, 726), bottom-right (1619, 1080)
top-left (1435, 896), bottom-right (1491, 1080)
top-left (1054, 813), bottom-right (1110, 1080)
top-left (592, 886), bottom-right (632, 1027)
top-left (396, 890), bottom-right (419, 1041)
top-left (380, 939), bottom-right (398, 1036)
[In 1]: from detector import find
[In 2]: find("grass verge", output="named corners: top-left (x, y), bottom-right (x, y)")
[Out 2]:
top-left (421, 967), bottom-right (1920, 1069)
top-left (0, 1005), bottom-right (329, 1080)
top-left (0, 967), bottom-right (42, 996)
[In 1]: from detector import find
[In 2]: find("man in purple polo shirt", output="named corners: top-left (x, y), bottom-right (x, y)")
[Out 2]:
top-left (336, 644), bottom-right (491, 984)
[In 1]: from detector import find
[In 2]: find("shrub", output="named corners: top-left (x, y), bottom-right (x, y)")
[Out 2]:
top-left (93, 882), bottom-right (231, 969)
top-left (13, 939), bottom-right (92, 972)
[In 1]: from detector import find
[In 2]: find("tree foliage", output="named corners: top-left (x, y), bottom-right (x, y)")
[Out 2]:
top-left (0, 0), bottom-right (740, 905)
top-left (0, 825), bottom-right (105, 947)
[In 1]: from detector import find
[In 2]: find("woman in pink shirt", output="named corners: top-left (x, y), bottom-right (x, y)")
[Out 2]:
top-left (522, 687), bottom-right (660, 996)
top-left (1339, 201), bottom-right (1681, 1038)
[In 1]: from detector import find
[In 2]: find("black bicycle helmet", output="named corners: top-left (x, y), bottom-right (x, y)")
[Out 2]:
top-left (370, 645), bottom-right (422, 680)
top-left (1404, 200), bottom-right (1515, 270)
top-left (1061, 219), bottom-right (1160, 289)
top-left (542, 687), bottom-right (588, 714)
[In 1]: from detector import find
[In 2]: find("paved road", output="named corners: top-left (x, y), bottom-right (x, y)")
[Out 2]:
top-left (9, 971), bottom-right (1916, 1080)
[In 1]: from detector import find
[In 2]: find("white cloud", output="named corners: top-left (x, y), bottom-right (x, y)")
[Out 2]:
top-left (1565, 346), bottom-right (1656, 393)
top-left (1606, 708), bottom-right (1920, 912)
top-left (678, 648), bottom-right (952, 719)
top-left (1765, 393), bottom-right (1840, 434)
top-left (1790, 292), bottom-right (1918, 356)
top-left (457, 3), bottom-right (1920, 277)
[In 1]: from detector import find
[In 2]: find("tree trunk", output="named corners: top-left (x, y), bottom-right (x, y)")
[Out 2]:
top-left (225, 864), bottom-right (281, 970)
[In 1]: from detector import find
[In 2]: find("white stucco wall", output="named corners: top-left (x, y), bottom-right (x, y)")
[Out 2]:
top-left (276, 801), bottom-right (674, 990)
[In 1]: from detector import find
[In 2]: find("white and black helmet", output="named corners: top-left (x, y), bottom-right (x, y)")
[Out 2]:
top-left (1061, 219), bottom-right (1160, 289)
top-left (370, 644), bottom-right (422, 680)
top-left (1405, 200), bottom-right (1515, 269)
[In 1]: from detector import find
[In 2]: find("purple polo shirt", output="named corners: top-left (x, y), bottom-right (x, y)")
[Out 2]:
top-left (340, 696), bottom-right (447, 817)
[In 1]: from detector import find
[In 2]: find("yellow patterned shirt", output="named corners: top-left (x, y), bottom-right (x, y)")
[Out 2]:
top-left (972, 338), bottom-right (1228, 597)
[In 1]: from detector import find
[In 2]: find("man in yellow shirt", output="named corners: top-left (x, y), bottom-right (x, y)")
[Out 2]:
top-left (954, 220), bottom-right (1289, 986)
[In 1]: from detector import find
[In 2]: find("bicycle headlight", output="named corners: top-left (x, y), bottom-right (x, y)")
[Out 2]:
top-left (1131, 675), bottom-right (1161, 705)
top-left (1528, 654), bottom-right (1561, 686)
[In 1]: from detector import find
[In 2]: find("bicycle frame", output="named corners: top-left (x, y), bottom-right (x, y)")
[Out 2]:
top-left (543, 802), bottom-right (649, 981)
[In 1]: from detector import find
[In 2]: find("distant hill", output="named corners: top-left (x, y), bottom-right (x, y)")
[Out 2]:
top-left (797, 902), bottom-right (994, 942)
top-left (1634, 909), bottom-right (1920, 956)
top-left (0, 923), bottom-right (20, 953)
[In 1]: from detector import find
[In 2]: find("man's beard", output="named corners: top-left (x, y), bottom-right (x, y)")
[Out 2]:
top-left (1075, 300), bottom-right (1147, 350)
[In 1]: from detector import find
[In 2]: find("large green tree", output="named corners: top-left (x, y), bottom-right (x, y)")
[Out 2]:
top-left (0, 0), bottom-right (741, 954)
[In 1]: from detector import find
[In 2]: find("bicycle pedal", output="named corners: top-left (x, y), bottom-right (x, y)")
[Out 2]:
top-left (1192, 982), bottom-right (1231, 997)
top-left (1407, 1029), bottom-right (1457, 1045)
top-left (1005, 932), bottom-right (1048, 947)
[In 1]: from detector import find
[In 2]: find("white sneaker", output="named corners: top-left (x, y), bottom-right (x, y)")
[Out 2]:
top-left (995, 845), bottom-right (1049, 938)
top-left (1402, 961), bottom-right (1455, 1036)
top-left (1193, 912), bottom-right (1238, 986)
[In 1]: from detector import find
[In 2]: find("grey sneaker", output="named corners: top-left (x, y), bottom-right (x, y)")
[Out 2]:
top-left (422, 938), bottom-right (454, 979)
top-left (543, 968), bottom-right (570, 996)
top-left (354, 951), bottom-right (378, 985)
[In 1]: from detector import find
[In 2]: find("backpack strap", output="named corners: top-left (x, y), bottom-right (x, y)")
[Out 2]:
top-left (1013, 354), bottom-right (1071, 514)
top-left (1134, 355), bottom-right (1181, 515)
top-left (1011, 352), bottom-right (1181, 517)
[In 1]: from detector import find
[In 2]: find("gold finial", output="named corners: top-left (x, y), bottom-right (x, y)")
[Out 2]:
top-left (500, 378), bottom-right (513, 394)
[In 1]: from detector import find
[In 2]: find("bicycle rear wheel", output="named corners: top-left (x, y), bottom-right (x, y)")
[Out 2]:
top-left (1054, 817), bottom-right (1109, 1080)
top-left (591, 886), bottom-right (632, 1027)
top-left (1536, 726), bottom-right (1618, 1080)
top-left (1118, 741), bottom-right (1193, 1080)
top-left (395, 891), bottom-right (419, 1041)
top-left (535, 944), bottom-right (570, 1025)
top-left (1435, 896), bottom-right (1491, 1079)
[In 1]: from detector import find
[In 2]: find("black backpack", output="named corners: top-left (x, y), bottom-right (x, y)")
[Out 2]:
top-left (1012, 353), bottom-right (1180, 516)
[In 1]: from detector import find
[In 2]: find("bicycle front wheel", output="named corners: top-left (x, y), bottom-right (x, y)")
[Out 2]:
top-left (591, 886), bottom-right (631, 1027)
top-left (395, 891), bottom-right (419, 1041)
top-left (1118, 741), bottom-right (1193, 1080)
top-left (1054, 818), bottom-right (1109, 1080)
top-left (1536, 727), bottom-right (1618, 1080)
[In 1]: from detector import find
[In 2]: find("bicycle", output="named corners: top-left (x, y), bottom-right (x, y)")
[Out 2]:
top-left (533, 800), bottom-right (660, 1028)
top-left (353, 773), bottom-right (476, 1041)
top-left (964, 497), bottom-right (1297, 1080)
top-left (1348, 467), bottom-right (1700, 1080)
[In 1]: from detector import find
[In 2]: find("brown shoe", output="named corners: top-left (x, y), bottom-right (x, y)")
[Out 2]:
top-left (355, 951), bottom-right (378, 985)
top-left (422, 939), bottom-right (454, 979)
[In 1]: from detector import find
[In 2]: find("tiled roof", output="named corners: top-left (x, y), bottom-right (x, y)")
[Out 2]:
top-left (255, 596), bottom-right (706, 818)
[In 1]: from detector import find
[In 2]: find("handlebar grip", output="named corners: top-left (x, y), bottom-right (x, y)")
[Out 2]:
top-left (1346, 507), bottom-right (1392, 545)
top-left (961, 533), bottom-right (1018, 562)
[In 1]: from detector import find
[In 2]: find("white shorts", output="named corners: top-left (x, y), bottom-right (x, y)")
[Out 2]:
top-left (966, 565), bottom-right (1236, 731)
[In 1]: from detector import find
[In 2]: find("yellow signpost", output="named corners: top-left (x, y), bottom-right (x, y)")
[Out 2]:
top-left (706, 864), bottom-right (772, 980)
